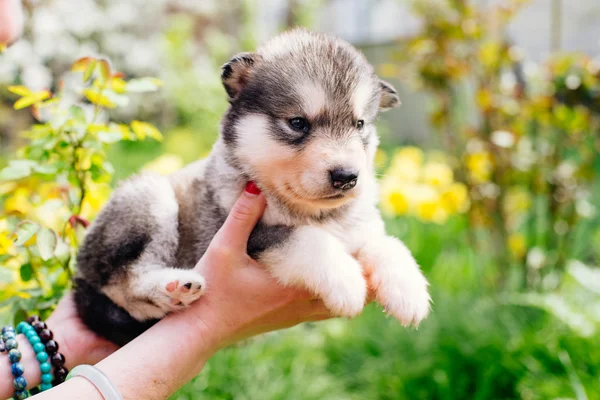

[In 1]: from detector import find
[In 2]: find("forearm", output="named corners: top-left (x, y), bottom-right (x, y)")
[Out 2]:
top-left (33, 315), bottom-right (215, 400)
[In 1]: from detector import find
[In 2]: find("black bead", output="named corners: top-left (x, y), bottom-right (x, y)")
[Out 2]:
top-left (39, 329), bottom-right (53, 343)
top-left (44, 340), bottom-right (58, 354)
top-left (30, 387), bottom-right (41, 395)
top-left (32, 321), bottom-right (47, 333)
top-left (51, 352), bottom-right (65, 367)
top-left (26, 315), bottom-right (40, 324)
top-left (54, 366), bottom-right (68, 382)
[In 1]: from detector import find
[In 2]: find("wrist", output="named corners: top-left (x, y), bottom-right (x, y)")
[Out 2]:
top-left (0, 334), bottom-right (41, 399)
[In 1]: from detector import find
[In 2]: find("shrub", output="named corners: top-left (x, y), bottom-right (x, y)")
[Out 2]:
top-left (0, 57), bottom-right (161, 324)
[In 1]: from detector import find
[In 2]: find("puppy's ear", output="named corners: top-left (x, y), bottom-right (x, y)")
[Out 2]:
top-left (221, 52), bottom-right (261, 101)
top-left (379, 80), bottom-right (401, 111)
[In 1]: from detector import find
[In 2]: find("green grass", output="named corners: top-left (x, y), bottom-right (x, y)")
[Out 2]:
top-left (172, 218), bottom-right (600, 400)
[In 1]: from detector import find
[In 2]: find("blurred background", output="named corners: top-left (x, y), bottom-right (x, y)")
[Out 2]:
top-left (1, 0), bottom-right (600, 399)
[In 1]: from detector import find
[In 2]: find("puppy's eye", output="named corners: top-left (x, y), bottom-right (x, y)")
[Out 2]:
top-left (288, 117), bottom-right (311, 134)
top-left (356, 120), bottom-right (365, 130)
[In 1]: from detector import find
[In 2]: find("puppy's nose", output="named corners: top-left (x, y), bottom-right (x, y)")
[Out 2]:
top-left (330, 168), bottom-right (359, 190)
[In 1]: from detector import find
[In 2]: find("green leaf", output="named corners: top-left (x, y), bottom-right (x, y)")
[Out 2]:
top-left (131, 120), bottom-right (163, 141)
top-left (0, 265), bottom-right (14, 284)
top-left (14, 91), bottom-right (51, 110)
top-left (33, 164), bottom-right (58, 175)
top-left (0, 160), bottom-right (38, 181)
top-left (97, 59), bottom-right (111, 84)
top-left (98, 131), bottom-right (123, 144)
top-left (69, 106), bottom-right (87, 124)
top-left (37, 228), bottom-right (57, 261)
top-left (125, 78), bottom-right (163, 93)
top-left (8, 86), bottom-right (31, 96)
top-left (103, 91), bottom-right (129, 108)
top-left (84, 89), bottom-right (116, 108)
top-left (19, 263), bottom-right (33, 282)
top-left (14, 222), bottom-right (40, 246)
top-left (71, 57), bottom-right (93, 72)
top-left (83, 59), bottom-right (97, 81)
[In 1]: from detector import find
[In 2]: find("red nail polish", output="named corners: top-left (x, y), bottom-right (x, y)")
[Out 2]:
top-left (245, 181), bottom-right (261, 195)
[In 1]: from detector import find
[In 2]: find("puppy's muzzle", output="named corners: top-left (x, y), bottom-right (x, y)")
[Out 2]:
top-left (329, 168), bottom-right (358, 191)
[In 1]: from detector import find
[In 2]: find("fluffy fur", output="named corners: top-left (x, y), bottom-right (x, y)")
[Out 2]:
top-left (74, 29), bottom-right (430, 345)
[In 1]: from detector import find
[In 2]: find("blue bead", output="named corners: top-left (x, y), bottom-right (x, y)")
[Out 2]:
top-left (11, 362), bottom-right (24, 377)
top-left (5, 338), bottom-right (17, 350)
top-left (28, 336), bottom-right (40, 345)
top-left (13, 389), bottom-right (29, 399)
top-left (16, 322), bottom-right (28, 333)
top-left (39, 362), bottom-right (51, 374)
top-left (25, 331), bottom-right (36, 340)
top-left (4, 331), bottom-right (16, 340)
top-left (41, 373), bottom-right (53, 384)
top-left (2, 326), bottom-right (14, 334)
top-left (40, 383), bottom-right (52, 392)
top-left (33, 343), bottom-right (45, 353)
top-left (36, 352), bottom-right (48, 362)
top-left (13, 375), bottom-right (27, 390)
top-left (8, 349), bottom-right (21, 362)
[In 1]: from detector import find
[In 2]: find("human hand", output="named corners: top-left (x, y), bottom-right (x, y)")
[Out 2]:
top-left (0, 0), bottom-right (24, 46)
top-left (31, 183), bottom-right (371, 399)
top-left (46, 294), bottom-right (120, 369)
top-left (166, 181), bottom-right (334, 353)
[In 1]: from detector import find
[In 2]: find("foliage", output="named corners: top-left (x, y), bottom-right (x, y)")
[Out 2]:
top-left (0, 57), bottom-right (161, 324)
top-left (174, 218), bottom-right (600, 400)
top-left (383, 0), bottom-right (600, 288)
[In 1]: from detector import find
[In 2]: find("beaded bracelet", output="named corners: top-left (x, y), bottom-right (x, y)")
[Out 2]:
top-left (1, 325), bottom-right (29, 400)
top-left (26, 315), bottom-right (69, 386)
top-left (17, 322), bottom-right (53, 392)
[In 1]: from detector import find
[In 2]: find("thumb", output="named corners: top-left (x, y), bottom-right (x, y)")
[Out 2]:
top-left (211, 181), bottom-right (265, 253)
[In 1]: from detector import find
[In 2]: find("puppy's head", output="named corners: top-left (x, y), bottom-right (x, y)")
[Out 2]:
top-left (221, 29), bottom-right (400, 215)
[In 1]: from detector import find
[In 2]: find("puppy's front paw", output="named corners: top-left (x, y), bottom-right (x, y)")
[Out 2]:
top-left (320, 254), bottom-right (367, 318)
top-left (375, 268), bottom-right (431, 326)
top-left (361, 237), bottom-right (431, 326)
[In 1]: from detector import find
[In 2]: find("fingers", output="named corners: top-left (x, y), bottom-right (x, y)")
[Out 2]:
top-left (210, 181), bottom-right (266, 254)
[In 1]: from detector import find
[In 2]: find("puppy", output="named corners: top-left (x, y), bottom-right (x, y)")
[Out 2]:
top-left (74, 29), bottom-right (431, 345)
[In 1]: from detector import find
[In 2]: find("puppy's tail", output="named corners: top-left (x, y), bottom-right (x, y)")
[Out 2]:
top-left (73, 278), bottom-right (157, 346)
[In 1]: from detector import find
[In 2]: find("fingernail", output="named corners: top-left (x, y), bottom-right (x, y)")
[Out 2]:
top-left (245, 181), bottom-right (261, 196)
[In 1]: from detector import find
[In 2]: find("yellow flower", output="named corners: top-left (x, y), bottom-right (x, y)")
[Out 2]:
top-left (3, 188), bottom-right (32, 215)
top-left (508, 233), bottom-right (526, 259)
top-left (504, 187), bottom-right (532, 215)
top-left (465, 151), bottom-right (493, 183)
top-left (393, 146), bottom-right (424, 166)
top-left (409, 184), bottom-right (448, 224)
top-left (0, 232), bottom-right (14, 255)
top-left (379, 177), bottom-right (408, 216)
top-left (388, 190), bottom-right (409, 215)
top-left (416, 200), bottom-right (448, 224)
top-left (440, 183), bottom-right (470, 213)
top-left (423, 162), bottom-right (454, 187)
top-left (143, 154), bottom-right (184, 176)
top-left (81, 183), bottom-right (112, 219)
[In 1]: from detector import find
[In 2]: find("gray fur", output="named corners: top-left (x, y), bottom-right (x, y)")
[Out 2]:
top-left (75, 29), bottom-right (405, 344)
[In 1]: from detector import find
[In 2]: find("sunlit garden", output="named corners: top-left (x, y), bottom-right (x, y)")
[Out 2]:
top-left (1, 1), bottom-right (599, 399)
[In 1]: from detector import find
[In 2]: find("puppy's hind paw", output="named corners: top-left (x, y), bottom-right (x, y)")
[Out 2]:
top-left (157, 270), bottom-right (206, 310)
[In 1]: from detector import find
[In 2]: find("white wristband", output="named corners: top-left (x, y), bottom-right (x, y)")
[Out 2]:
top-left (66, 365), bottom-right (123, 400)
